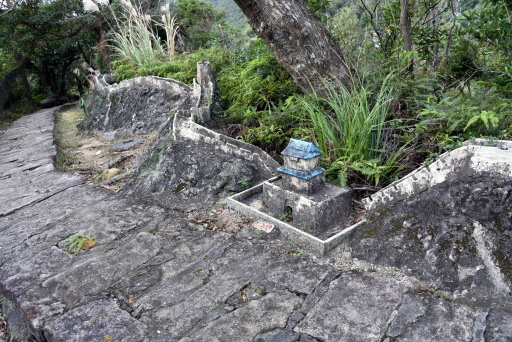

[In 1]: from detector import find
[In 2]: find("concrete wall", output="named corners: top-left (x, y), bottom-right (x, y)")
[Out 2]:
top-left (363, 142), bottom-right (512, 211)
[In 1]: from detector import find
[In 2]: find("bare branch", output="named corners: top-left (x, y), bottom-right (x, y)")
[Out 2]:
top-left (0, 0), bottom-right (23, 17)
top-left (358, 0), bottom-right (384, 48)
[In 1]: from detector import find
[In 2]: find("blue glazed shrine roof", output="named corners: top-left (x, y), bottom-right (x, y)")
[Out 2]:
top-left (281, 139), bottom-right (322, 160)
top-left (277, 166), bottom-right (325, 180)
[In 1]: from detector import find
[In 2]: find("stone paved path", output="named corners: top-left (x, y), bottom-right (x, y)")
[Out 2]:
top-left (1, 108), bottom-right (511, 342)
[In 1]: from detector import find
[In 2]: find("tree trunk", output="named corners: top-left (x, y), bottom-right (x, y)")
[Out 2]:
top-left (0, 55), bottom-right (29, 116)
top-left (18, 58), bottom-right (37, 110)
top-left (400, 0), bottom-right (413, 51)
top-left (233, 0), bottom-right (352, 94)
top-left (43, 66), bottom-right (59, 96)
top-left (400, 0), bottom-right (414, 76)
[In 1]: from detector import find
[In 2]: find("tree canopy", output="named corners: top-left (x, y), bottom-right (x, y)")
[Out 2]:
top-left (0, 0), bottom-right (98, 113)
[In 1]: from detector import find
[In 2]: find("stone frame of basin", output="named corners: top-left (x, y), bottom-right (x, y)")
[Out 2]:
top-left (227, 177), bottom-right (366, 255)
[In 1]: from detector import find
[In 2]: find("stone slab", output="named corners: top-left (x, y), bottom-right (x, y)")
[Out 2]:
top-left (44, 299), bottom-right (146, 342)
top-left (181, 290), bottom-right (301, 342)
top-left (294, 272), bottom-right (413, 341)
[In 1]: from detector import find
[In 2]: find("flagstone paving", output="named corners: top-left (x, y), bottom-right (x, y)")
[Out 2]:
top-left (0, 107), bottom-right (511, 342)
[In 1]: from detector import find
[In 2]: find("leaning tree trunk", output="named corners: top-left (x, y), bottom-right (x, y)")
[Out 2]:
top-left (233, 0), bottom-right (353, 94)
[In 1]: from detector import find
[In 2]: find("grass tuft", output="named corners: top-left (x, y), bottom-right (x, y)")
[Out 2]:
top-left (296, 75), bottom-right (407, 186)
top-left (108, 0), bottom-right (179, 68)
top-left (66, 233), bottom-right (96, 255)
top-left (54, 108), bottom-right (84, 171)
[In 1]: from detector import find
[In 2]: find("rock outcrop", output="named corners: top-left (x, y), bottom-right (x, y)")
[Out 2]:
top-left (348, 142), bottom-right (512, 306)
top-left (80, 62), bottom-right (279, 209)
top-left (123, 115), bottom-right (279, 209)
top-left (79, 62), bottom-right (222, 136)
top-left (79, 74), bottom-right (193, 135)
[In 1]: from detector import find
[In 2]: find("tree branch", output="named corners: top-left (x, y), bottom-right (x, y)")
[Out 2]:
top-left (0, 0), bottom-right (22, 17)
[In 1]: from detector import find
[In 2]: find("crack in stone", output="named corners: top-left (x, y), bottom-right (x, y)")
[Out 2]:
top-left (284, 288), bottom-right (308, 299)
top-left (285, 270), bottom-right (342, 331)
top-left (22, 164), bottom-right (43, 172)
top-left (472, 309), bottom-right (489, 341)
top-left (379, 302), bottom-right (402, 342)
top-left (0, 181), bottom-right (84, 218)
top-left (299, 332), bottom-right (324, 342)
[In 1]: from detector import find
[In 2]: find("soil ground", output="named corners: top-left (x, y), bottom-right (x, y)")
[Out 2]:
top-left (54, 107), bottom-right (155, 191)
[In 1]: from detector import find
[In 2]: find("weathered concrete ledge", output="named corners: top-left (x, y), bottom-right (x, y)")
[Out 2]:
top-left (363, 143), bottom-right (512, 211)
top-left (462, 138), bottom-right (512, 149)
top-left (173, 115), bottom-right (279, 177)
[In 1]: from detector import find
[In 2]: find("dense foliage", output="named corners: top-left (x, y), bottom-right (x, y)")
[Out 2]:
top-left (0, 0), bottom-right (98, 117)
top-left (1, 0), bottom-right (511, 188)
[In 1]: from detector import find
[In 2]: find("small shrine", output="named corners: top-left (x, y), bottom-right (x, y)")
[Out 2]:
top-left (277, 139), bottom-right (325, 195)
top-left (262, 139), bottom-right (352, 230)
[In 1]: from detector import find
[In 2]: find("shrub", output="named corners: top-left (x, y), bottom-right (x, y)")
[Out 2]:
top-left (218, 41), bottom-right (300, 124)
top-left (418, 86), bottom-right (512, 147)
top-left (294, 75), bottom-right (408, 186)
top-left (112, 46), bottom-right (233, 83)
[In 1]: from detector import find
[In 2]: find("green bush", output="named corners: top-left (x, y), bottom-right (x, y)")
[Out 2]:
top-left (418, 87), bottom-right (512, 142)
top-left (239, 98), bottom-right (313, 158)
top-left (113, 46), bottom-right (233, 84)
top-left (218, 42), bottom-right (300, 124)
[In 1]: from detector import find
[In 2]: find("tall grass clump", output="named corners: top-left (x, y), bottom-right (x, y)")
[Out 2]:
top-left (297, 75), bottom-right (405, 186)
top-left (158, 5), bottom-right (180, 60)
top-left (108, 1), bottom-right (179, 68)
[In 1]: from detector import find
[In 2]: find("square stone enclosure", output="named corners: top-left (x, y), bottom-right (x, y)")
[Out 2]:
top-left (262, 178), bottom-right (352, 231)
